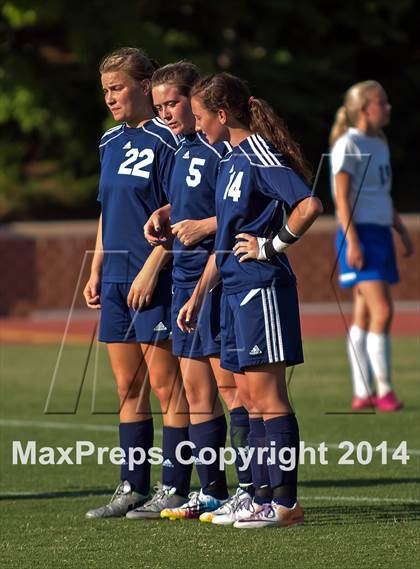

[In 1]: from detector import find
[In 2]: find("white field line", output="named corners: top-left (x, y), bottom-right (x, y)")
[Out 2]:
top-left (0, 418), bottom-right (162, 436)
top-left (299, 495), bottom-right (420, 504)
top-left (0, 419), bottom-right (419, 456)
top-left (0, 492), bottom-right (419, 504)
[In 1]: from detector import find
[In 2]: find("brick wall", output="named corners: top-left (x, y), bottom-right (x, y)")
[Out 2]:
top-left (0, 216), bottom-right (418, 316)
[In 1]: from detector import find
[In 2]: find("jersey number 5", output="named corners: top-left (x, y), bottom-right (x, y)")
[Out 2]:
top-left (118, 148), bottom-right (154, 178)
top-left (186, 158), bottom-right (206, 188)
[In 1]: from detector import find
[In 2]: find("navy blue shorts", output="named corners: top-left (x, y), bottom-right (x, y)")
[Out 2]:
top-left (98, 271), bottom-right (172, 344)
top-left (336, 224), bottom-right (399, 288)
top-left (220, 284), bottom-right (304, 373)
top-left (171, 284), bottom-right (222, 358)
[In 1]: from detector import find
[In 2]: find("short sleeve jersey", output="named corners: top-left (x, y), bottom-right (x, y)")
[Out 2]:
top-left (98, 118), bottom-right (178, 283)
top-left (215, 133), bottom-right (312, 294)
top-left (330, 127), bottom-right (393, 226)
top-left (166, 132), bottom-right (231, 288)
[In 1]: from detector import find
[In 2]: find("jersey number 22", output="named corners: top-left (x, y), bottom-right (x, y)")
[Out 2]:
top-left (118, 148), bottom-right (154, 179)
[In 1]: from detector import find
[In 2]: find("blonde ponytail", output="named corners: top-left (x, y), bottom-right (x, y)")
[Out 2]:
top-left (329, 105), bottom-right (350, 147)
top-left (329, 80), bottom-right (384, 147)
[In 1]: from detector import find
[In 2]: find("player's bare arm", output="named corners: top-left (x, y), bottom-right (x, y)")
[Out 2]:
top-left (392, 209), bottom-right (415, 257)
top-left (334, 171), bottom-right (364, 270)
top-left (234, 196), bottom-right (323, 262)
top-left (144, 203), bottom-right (172, 245)
top-left (127, 245), bottom-right (172, 311)
top-left (83, 214), bottom-right (104, 309)
top-left (177, 252), bottom-right (220, 332)
top-left (171, 216), bottom-right (217, 247)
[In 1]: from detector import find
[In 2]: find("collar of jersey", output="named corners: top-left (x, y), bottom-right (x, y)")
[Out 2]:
top-left (122, 119), bottom-right (154, 134)
top-left (348, 126), bottom-right (382, 141)
top-left (184, 133), bottom-right (198, 144)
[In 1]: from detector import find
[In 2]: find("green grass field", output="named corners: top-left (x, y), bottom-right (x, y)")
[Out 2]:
top-left (1, 339), bottom-right (419, 569)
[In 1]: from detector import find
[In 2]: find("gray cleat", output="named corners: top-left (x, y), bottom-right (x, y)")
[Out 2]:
top-left (126, 482), bottom-right (187, 519)
top-left (85, 480), bottom-right (149, 519)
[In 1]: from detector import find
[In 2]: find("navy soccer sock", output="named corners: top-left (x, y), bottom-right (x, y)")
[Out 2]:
top-left (230, 406), bottom-right (253, 489)
top-left (162, 425), bottom-right (192, 497)
top-left (188, 414), bottom-right (228, 500)
top-left (119, 419), bottom-right (154, 496)
top-left (264, 414), bottom-right (300, 508)
top-left (248, 417), bottom-right (271, 505)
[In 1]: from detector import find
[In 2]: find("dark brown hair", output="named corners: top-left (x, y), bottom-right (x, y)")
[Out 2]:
top-left (191, 73), bottom-right (312, 182)
top-left (151, 61), bottom-right (200, 97)
top-left (99, 47), bottom-right (159, 82)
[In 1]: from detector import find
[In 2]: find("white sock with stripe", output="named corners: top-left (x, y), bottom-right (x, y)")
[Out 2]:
top-left (347, 325), bottom-right (372, 398)
top-left (366, 332), bottom-right (393, 398)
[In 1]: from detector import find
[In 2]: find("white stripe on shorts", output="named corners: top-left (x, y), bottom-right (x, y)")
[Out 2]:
top-left (240, 288), bottom-right (262, 306)
top-left (261, 289), bottom-right (273, 363)
top-left (339, 272), bottom-right (357, 283)
top-left (270, 285), bottom-right (285, 361)
top-left (265, 288), bottom-right (279, 361)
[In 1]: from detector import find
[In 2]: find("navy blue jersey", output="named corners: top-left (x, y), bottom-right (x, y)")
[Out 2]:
top-left (166, 133), bottom-right (230, 288)
top-left (98, 118), bottom-right (178, 283)
top-left (215, 133), bottom-right (312, 293)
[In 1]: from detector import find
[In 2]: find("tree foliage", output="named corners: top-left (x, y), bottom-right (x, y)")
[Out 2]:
top-left (0, 0), bottom-right (419, 219)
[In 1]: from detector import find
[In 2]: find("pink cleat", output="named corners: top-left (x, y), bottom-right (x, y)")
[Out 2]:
top-left (351, 395), bottom-right (376, 410)
top-left (375, 392), bottom-right (403, 412)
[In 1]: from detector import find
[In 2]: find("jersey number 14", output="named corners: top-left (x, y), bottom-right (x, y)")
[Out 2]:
top-left (223, 171), bottom-right (244, 202)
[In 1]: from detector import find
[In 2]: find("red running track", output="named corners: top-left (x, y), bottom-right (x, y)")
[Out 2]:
top-left (1, 310), bottom-right (418, 344)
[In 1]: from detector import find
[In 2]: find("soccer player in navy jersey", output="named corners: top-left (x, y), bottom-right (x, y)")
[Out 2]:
top-left (177, 73), bottom-right (323, 528)
top-left (83, 48), bottom-right (191, 519)
top-left (140, 62), bottom-right (253, 521)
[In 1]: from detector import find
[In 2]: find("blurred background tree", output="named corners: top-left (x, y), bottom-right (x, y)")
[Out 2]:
top-left (0, 0), bottom-right (419, 220)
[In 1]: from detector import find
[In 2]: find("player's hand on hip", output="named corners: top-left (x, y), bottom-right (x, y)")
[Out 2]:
top-left (171, 219), bottom-right (207, 247)
top-left (127, 268), bottom-right (158, 311)
top-left (233, 233), bottom-right (259, 262)
top-left (83, 275), bottom-right (101, 309)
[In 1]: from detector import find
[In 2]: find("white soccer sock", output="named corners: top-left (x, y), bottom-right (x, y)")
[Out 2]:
top-left (366, 332), bottom-right (392, 398)
top-left (347, 325), bottom-right (372, 398)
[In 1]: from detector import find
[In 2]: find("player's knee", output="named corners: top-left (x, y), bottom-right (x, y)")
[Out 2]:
top-left (373, 303), bottom-right (393, 330)
top-left (116, 380), bottom-right (140, 403)
top-left (150, 375), bottom-right (175, 406)
top-left (248, 386), bottom-right (283, 414)
top-left (183, 378), bottom-right (213, 409)
top-left (217, 385), bottom-right (237, 409)
top-left (184, 385), bottom-right (203, 408)
top-left (235, 385), bottom-right (252, 411)
top-left (236, 392), bottom-right (253, 413)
